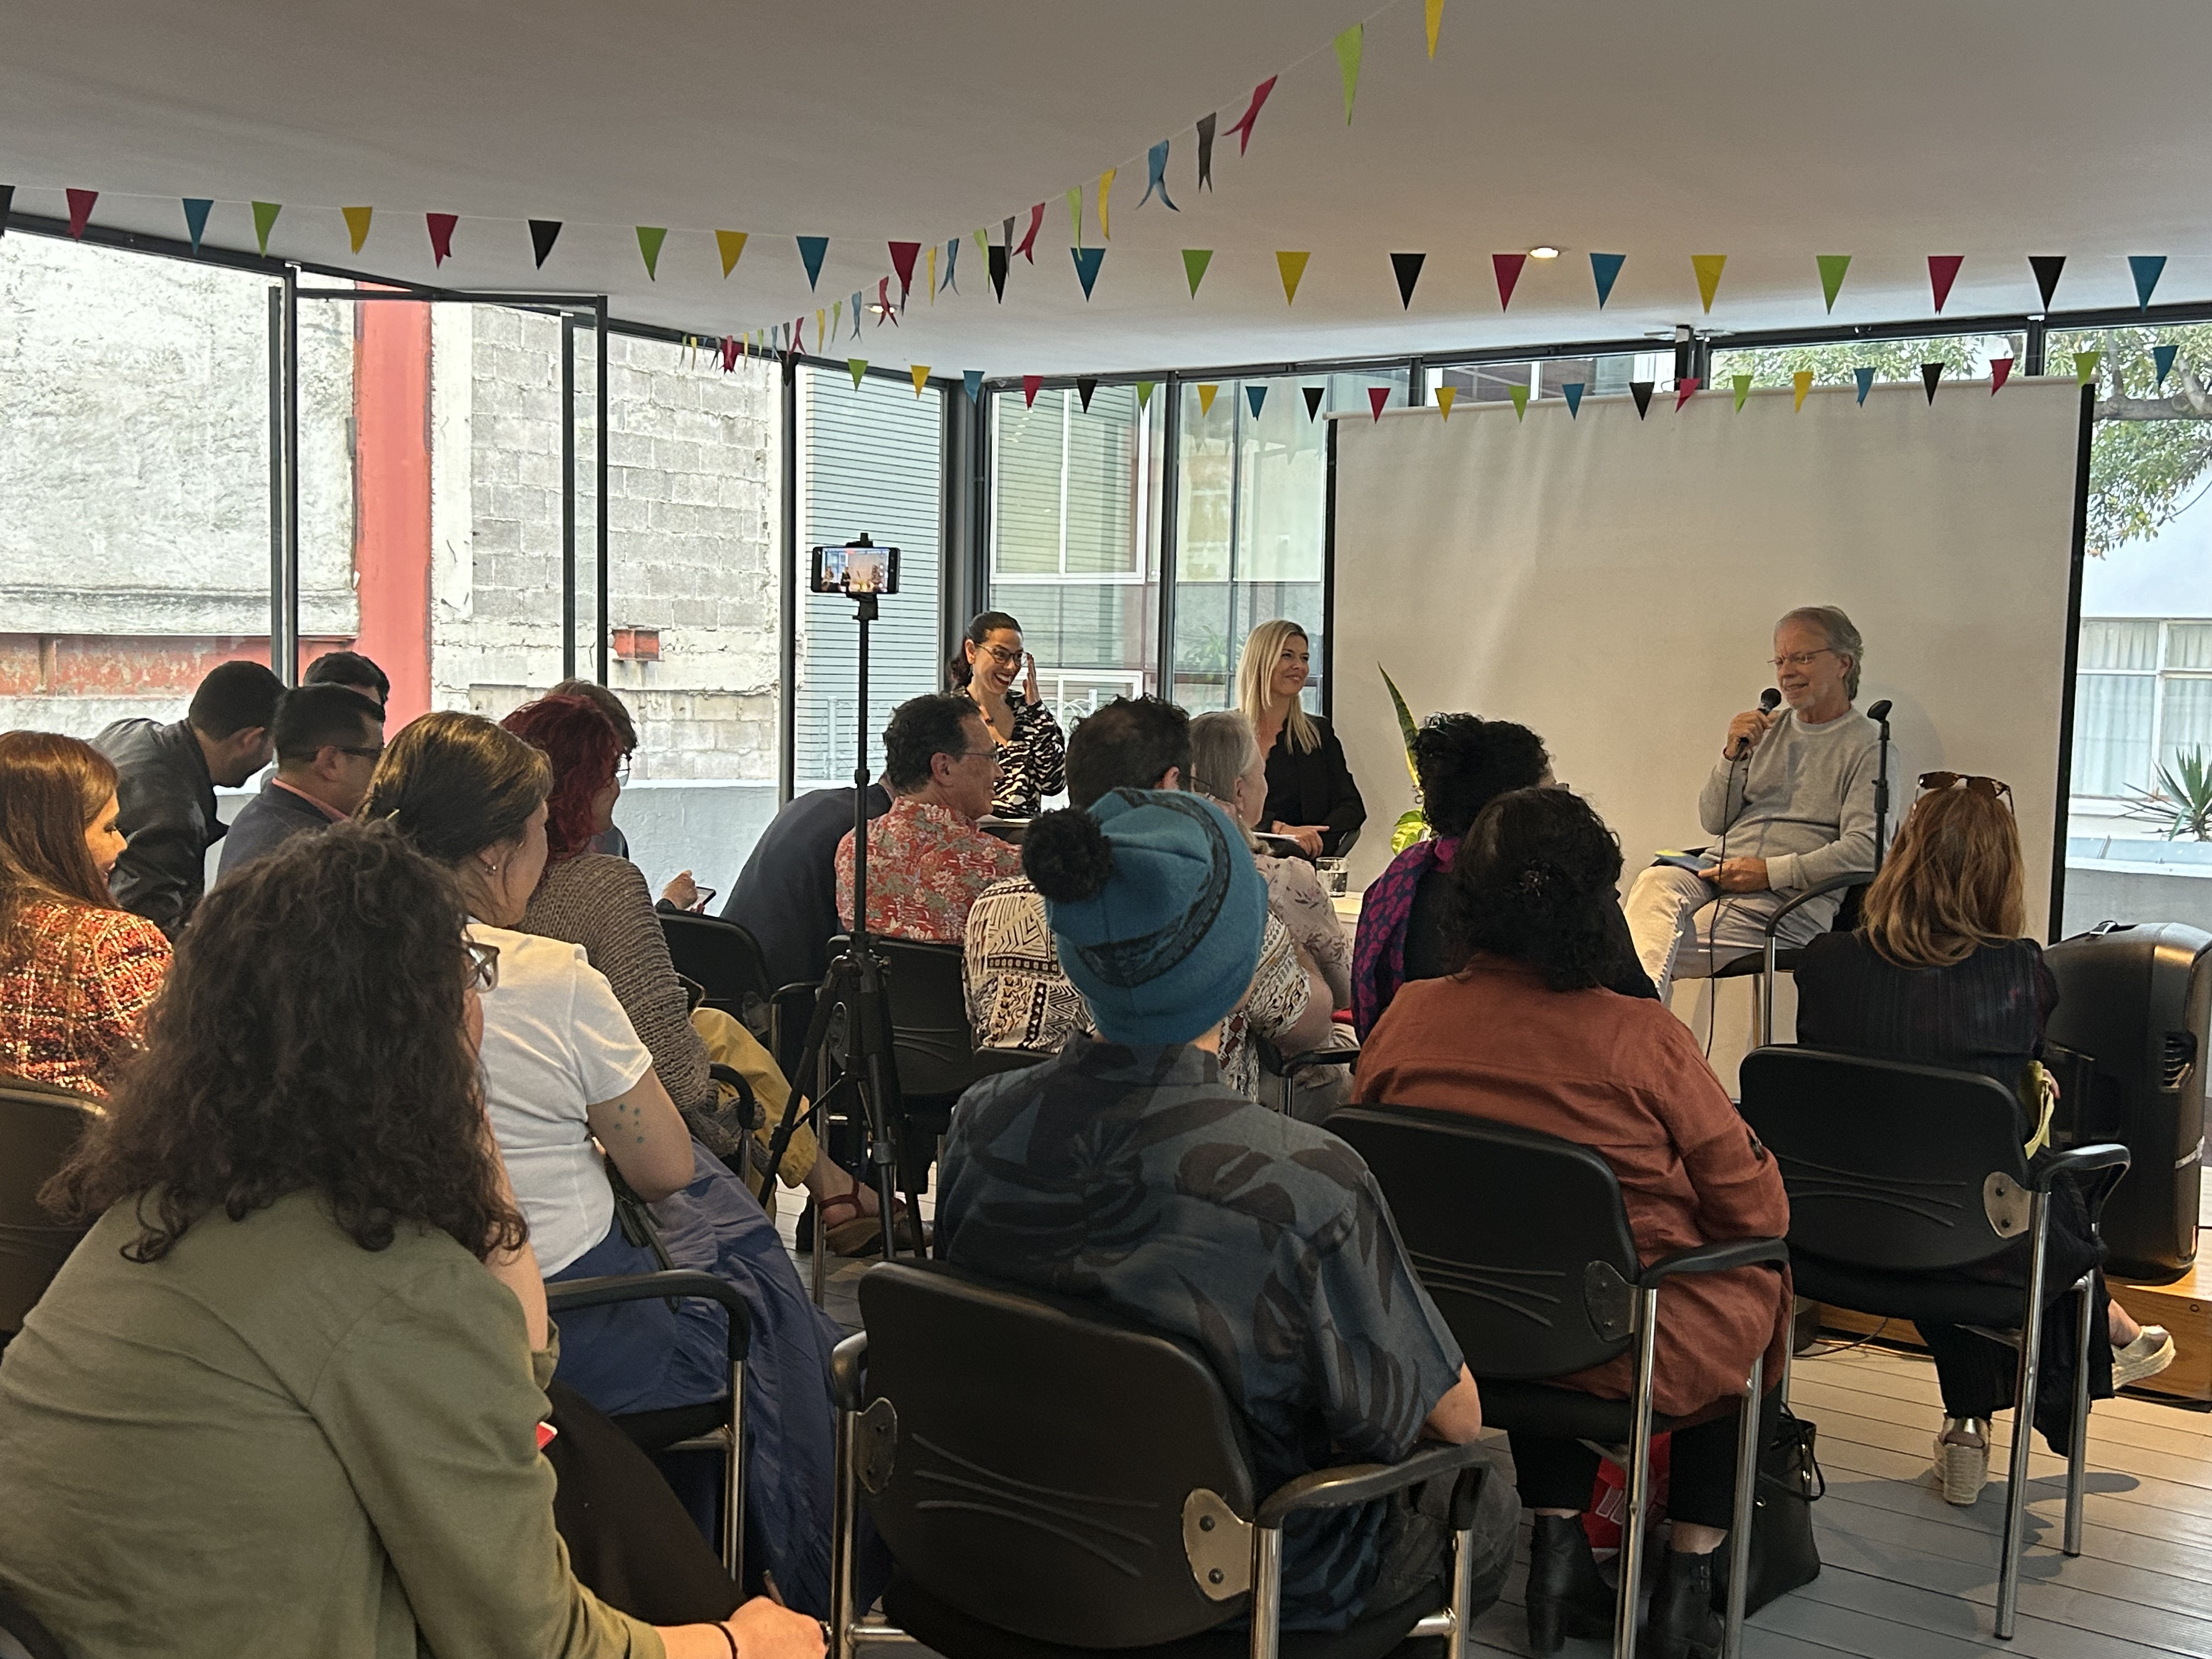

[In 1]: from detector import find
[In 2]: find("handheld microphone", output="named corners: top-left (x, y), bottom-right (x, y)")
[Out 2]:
top-left (1728, 688), bottom-right (1782, 760)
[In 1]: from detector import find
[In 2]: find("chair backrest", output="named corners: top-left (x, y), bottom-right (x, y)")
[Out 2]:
top-left (0, 1080), bottom-right (99, 1335)
top-left (857, 1262), bottom-right (1256, 1649)
top-left (1739, 1047), bottom-right (2030, 1273)
top-left (872, 937), bottom-right (992, 1103)
top-left (659, 912), bottom-right (774, 1016)
top-left (1324, 1105), bottom-right (1642, 1381)
top-left (0, 1585), bottom-right (65, 1659)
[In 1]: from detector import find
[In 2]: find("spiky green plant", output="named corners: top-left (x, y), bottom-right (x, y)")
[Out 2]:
top-left (2121, 746), bottom-right (2212, 842)
top-left (1381, 665), bottom-right (1428, 853)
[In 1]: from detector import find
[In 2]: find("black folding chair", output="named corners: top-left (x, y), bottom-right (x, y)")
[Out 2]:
top-left (1738, 1047), bottom-right (2130, 1639)
top-left (829, 1261), bottom-right (1495, 1659)
top-left (1250, 1033), bottom-right (1360, 1119)
top-left (0, 1079), bottom-right (101, 1347)
top-left (544, 1270), bottom-right (754, 1587)
top-left (0, 1587), bottom-right (64, 1659)
top-left (660, 912), bottom-right (817, 1079)
top-left (1696, 873), bottom-right (1872, 1045)
top-left (1327, 1106), bottom-right (1786, 1659)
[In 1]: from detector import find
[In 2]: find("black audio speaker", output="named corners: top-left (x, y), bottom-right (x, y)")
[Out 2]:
top-left (2044, 920), bottom-right (2212, 1284)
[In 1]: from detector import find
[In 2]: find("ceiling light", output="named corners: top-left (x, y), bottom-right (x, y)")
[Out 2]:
top-left (1528, 246), bottom-right (1560, 260)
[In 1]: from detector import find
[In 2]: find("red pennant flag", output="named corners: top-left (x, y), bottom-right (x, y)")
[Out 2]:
top-left (65, 188), bottom-right (97, 239)
top-left (877, 276), bottom-right (900, 325)
top-left (1928, 255), bottom-right (1963, 313)
top-left (1227, 76), bottom-right (1278, 154)
top-left (1367, 386), bottom-right (1390, 421)
top-left (1015, 204), bottom-right (1044, 264)
top-left (720, 336), bottom-right (739, 372)
top-left (888, 241), bottom-right (921, 303)
top-left (1990, 358), bottom-right (2014, 394)
top-left (1674, 376), bottom-right (1702, 411)
top-left (1023, 375), bottom-right (1043, 408)
top-left (1492, 252), bottom-right (1527, 311)
top-left (793, 315), bottom-right (806, 356)
top-left (426, 213), bottom-right (458, 266)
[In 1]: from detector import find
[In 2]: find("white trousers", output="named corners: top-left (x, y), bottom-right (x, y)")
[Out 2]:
top-left (1622, 864), bottom-right (1835, 1003)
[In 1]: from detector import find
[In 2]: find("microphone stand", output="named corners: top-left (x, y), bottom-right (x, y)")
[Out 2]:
top-left (1867, 698), bottom-right (1894, 875)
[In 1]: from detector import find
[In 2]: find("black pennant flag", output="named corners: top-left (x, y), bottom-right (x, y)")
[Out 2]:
top-left (529, 219), bottom-right (562, 268)
top-left (988, 245), bottom-right (1009, 302)
top-left (1922, 362), bottom-right (1944, 404)
top-left (0, 184), bottom-right (13, 235)
top-left (1302, 385), bottom-right (1325, 421)
top-left (1391, 252), bottom-right (1426, 310)
top-left (1630, 381), bottom-right (1655, 419)
top-left (1002, 216), bottom-right (1016, 251)
top-left (1077, 376), bottom-right (1098, 412)
top-left (2029, 255), bottom-right (2066, 311)
top-left (1197, 114), bottom-right (1217, 190)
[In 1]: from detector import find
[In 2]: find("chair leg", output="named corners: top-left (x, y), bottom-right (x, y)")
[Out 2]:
top-left (830, 1406), bottom-right (860, 1659)
top-left (1995, 1193), bottom-right (2054, 1641)
top-left (1445, 1521), bottom-right (1475, 1659)
top-left (1248, 1526), bottom-right (1284, 1659)
top-left (1615, 1288), bottom-right (1663, 1659)
top-left (2066, 1273), bottom-right (2094, 1558)
top-left (724, 1369), bottom-right (746, 1588)
top-left (1722, 1355), bottom-right (1763, 1659)
top-left (809, 1187), bottom-right (827, 1306)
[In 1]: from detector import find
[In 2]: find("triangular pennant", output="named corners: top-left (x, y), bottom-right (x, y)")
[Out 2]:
top-left (1509, 383), bottom-right (1529, 421)
top-left (889, 241), bottom-right (921, 302)
top-left (1098, 170), bottom-right (1115, 240)
top-left (1334, 25), bottom-right (1363, 124)
top-left (1793, 370), bottom-right (1815, 411)
top-left (1391, 252), bottom-right (1425, 309)
top-left (832, 300), bottom-right (843, 340)
top-left (2075, 350), bottom-right (2102, 386)
top-left (1562, 383), bottom-right (1584, 418)
top-left (635, 226), bottom-right (666, 280)
top-left (988, 246), bottom-right (1009, 302)
top-left (715, 229), bottom-right (748, 276)
top-left (912, 365), bottom-right (932, 397)
top-left (1991, 358), bottom-right (2013, 393)
top-left (1426, 0), bottom-right (1445, 57)
top-left (1277, 251), bottom-right (1310, 306)
top-left (1004, 217), bottom-right (1016, 250)
top-left (1928, 255), bottom-right (1963, 313)
top-left (1367, 385), bottom-right (1390, 421)
top-left (2029, 255), bottom-right (2066, 311)
top-left (1246, 384), bottom-right (1267, 418)
top-left (720, 336), bottom-right (740, 372)
top-left (964, 370), bottom-right (984, 402)
top-left (1630, 381), bottom-right (1655, 419)
top-left (528, 219), bottom-right (562, 268)
top-left (1072, 246), bottom-right (1105, 300)
top-left (1493, 252), bottom-right (1527, 310)
top-left (940, 238), bottom-right (960, 294)
top-left (1197, 113), bottom-right (1217, 191)
top-left (2131, 255), bottom-right (2166, 311)
top-left (1853, 366), bottom-right (1876, 404)
top-left (1017, 204), bottom-right (1044, 264)
top-left (1691, 254), bottom-right (1726, 313)
top-left (817, 309), bottom-right (827, 352)
top-left (797, 236), bottom-right (830, 290)
top-left (1816, 253), bottom-right (1851, 313)
top-left (1732, 374), bottom-right (1753, 411)
top-left (927, 245), bottom-right (937, 302)
top-left (1675, 376), bottom-right (1702, 411)
top-left (1067, 188), bottom-right (1083, 247)
top-left (1078, 377), bottom-right (1098, 413)
top-left (877, 276), bottom-right (898, 326)
top-left (1922, 362), bottom-right (1944, 403)
top-left (1139, 140), bottom-right (1180, 211)
top-left (65, 189), bottom-right (97, 239)
top-left (1302, 386), bottom-right (1324, 421)
top-left (1023, 375), bottom-right (1043, 408)
top-left (848, 359), bottom-right (868, 390)
top-left (792, 315), bottom-right (806, 356)
top-left (1197, 383), bottom-right (1219, 416)
top-left (251, 201), bottom-right (281, 256)
top-left (0, 185), bottom-right (13, 236)
top-left (1137, 381), bottom-right (1155, 409)
top-left (182, 198), bottom-right (213, 255)
top-left (425, 212), bottom-right (457, 265)
top-left (2155, 343), bottom-right (2180, 390)
top-left (1436, 386), bottom-right (1457, 420)
top-left (850, 292), bottom-right (865, 339)
top-left (1182, 249), bottom-right (1214, 297)
top-left (1590, 252), bottom-right (1626, 308)
top-left (1227, 77), bottom-right (1277, 153)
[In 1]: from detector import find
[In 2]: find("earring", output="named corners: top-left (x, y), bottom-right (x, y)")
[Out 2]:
top-left (482, 862), bottom-right (501, 877)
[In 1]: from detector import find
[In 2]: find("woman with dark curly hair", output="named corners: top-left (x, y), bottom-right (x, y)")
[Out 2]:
top-left (0, 822), bottom-right (820, 1659)
top-left (1354, 787), bottom-right (1788, 1659)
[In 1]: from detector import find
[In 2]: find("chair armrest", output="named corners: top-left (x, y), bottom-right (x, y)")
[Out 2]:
top-left (972, 1047), bottom-right (1054, 1078)
top-left (2034, 1142), bottom-right (2131, 1190)
top-left (1255, 1437), bottom-right (1485, 1527)
top-left (1278, 1048), bottom-right (1362, 1078)
top-left (546, 1270), bottom-right (753, 1363)
top-left (832, 1332), bottom-right (869, 1410)
top-left (1763, 872), bottom-right (1872, 937)
top-left (1637, 1237), bottom-right (1789, 1289)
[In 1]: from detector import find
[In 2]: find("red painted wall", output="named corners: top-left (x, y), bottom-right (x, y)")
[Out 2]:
top-left (349, 300), bottom-right (434, 727)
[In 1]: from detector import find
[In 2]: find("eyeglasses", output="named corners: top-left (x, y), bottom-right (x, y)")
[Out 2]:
top-left (465, 939), bottom-right (501, 992)
top-left (335, 744), bottom-right (384, 760)
top-left (1767, 649), bottom-right (1836, 670)
top-left (1920, 771), bottom-right (2012, 803)
top-left (950, 748), bottom-right (1001, 764)
top-left (974, 644), bottom-right (1023, 667)
top-left (615, 754), bottom-right (633, 785)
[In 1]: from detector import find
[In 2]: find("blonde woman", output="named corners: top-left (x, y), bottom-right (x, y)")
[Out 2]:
top-left (1235, 619), bottom-right (1363, 858)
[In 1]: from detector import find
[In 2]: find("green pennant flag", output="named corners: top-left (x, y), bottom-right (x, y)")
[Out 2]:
top-left (1816, 253), bottom-right (1851, 313)
top-left (2075, 349), bottom-right (2102, 386)
top-left (636, 227), bottom-right (667, 280)
top-left (1733, 374), bottom-right (1753, 411)
top-left (1509, 383), bottom-right (1529, 421)
top-left (1182, 249), bottom-right (1214, 297)
top-left (1334, 25), bottom-right (1363, 124)
top-left (251, 201), bottom-right (281, 256)
top-left (1136, 381), bottom-right (1155, 408)
top-left (848, 358), bottom-right (868, 389)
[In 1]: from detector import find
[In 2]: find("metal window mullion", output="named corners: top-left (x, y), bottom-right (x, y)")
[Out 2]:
top-left (594, 297), bottom-right (610, 684)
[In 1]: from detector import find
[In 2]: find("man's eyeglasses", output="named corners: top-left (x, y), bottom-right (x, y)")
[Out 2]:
top-left (335, 744), bottom-right (384, 761)
top-left (1767, 649), bottom-right (1835, 670)
top-left (1920, 771), bottom-right (2012, 803)
top-left (465, 939), bottom-right (501, 992)
top-left (950, 749), bottom-right (1001, 764)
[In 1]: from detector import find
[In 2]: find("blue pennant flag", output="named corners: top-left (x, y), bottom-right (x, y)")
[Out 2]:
top-left (963, 370), bottom-right (984, 403)
top-left (182, 198), bottom-right (213, 254)
top-left (797, 236), bottom-right (830, 290)
top-left (1854, 366), bottom-right (1876, 404)
top-left (940, 237), bottom-right (960, 294)
top-left (1071, 245), bottom-right (1104, 300)
top-left (2131, 255), bottom-right (2167, 311)
top-left (1137, 139), bottom-right (1179, 211)
top-left (1246, 384), bottom-right (1268, 417)
top-left (1562, 382), bottom-right (1585, 418)
top-left (2155, 343), bottom-right (2180, 391)
top-left (850, 292), bottom-right (864, 340)
top-left (1589, 253), bottom-right (1626, 309)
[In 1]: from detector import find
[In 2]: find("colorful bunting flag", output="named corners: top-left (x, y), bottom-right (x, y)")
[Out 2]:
top-left (1139, 140), bottom-right (1179, 211)
top-left (1816, 254), bottom-right (1851, 313)
top-left (1436, 386), bottom-right (1457, 420)
top-left (250, 201), bottom-right (281, 257)
top-left (1246, 384), bottom-right (1268, 418)
top-left (2075, 349), bottom-right (2102, 386)
top-left (1562, 383), bottom-right (1585, 418)
top-left (2155, 343), bottom-right (2179, 390)
top-left (1072, 246), bottom-right (1105, 298)
top-left (1098, 171), bottom-right (1115, 241)
top-left (1675, 376), bottom-right (1701, 411)
top-left (1391, 252), bottom-right (1425, 309)
top-left (1277, 251), bottom-right (1310, 306)
top-left (341, 206), bottom-right (374, 255)
top-left (817, 309), bottom-right (827, 351)
top-left (1334, 25), bottom-right (1363, 123)
top-left (1197, 383), bottom-right (1219, 415)
top-left (876, 276), bottom-right (898, 325)
top-left (1509, 383), bottom-right (1529, 421)
top-left (1630, 382), bottom-right (1654, 418)
top-left (964, 370), bottom-right (985, 403)
top-left (1590, 252), bottom-right (1626, 308)
top-left (1692, 255), bottom-right (1726, 314)
top-left (940, 237), bottom-right (959, 294)
top-left (1227, 77), bottom-right (1277, 153)
top-left (1137, 381), bottom-right (1155, 408)
top-left (1425, 0), bottom-right (1446, 57)
top-left (797, 236), bottom-right (829, 289)
top-left (65, 189), bottom-right (97, 239)
top-left (1922, 363), bottom-right (1944, 403)
top-left (1991, 358), bottom-right (2013, 393)
top-left (635, 226), bottom-right (666, 279)
top-left (529, 220), bottom-right (562, 268)
top-left (1197, 113), bottom-right (1218, 191)
top-left (850, 292), bottom-right (864, 340)
top-left (912, 364), bottom-right (932, 396)
top-left (182, 199), bottom-right (213, 255)
top-left (832, 300), bottom-right (843, 340)
top-left (716, 230), bottom-right (747, 276)
top-left (426, 212), bottom-right (458, 266)
top-left (1493, 252), bottom-right (1527, 310)
top-left (1078, 377), bottom-right (1098, 411)
top-left (1368, 386), bottom-right (1390, 421)
top-left (1929, 255), bottom-right (1963, 312)
top-left (2029, 255), bottom-right (2066, 310)
top-left (1853, 366), bottom-right (1875, 404)
top-left (849, 359), bottom-right (868, 389)
top-left (720, 337), bottom-right (740, 371)
top-left (1733, 374), bottom-right (1753, 411)
top-left (889, 241), bottom-right (921, 302)
top-left (0, 185), bottom-right (13, 236)
top-left (1016, 204), bottom-right (1043, 264)
top-left (1182, 249), bottom-right (1214, 297)
top-left (791, 315), bottom-right (805, 356)
top-left (1067, 188), bottom-right (1083, 247)
top-left (1302, 386), bottom-right (1324, 421)
top-left (1793, 370), bottom-right (1814, 411)
top-left (2130, 255), bottom-right (2166, 311)
top-left (988, 246), bottom-right (1009, 302)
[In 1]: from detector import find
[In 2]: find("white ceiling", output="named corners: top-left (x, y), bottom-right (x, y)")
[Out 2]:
top-left (3, 0), bottom-right (2209, 376)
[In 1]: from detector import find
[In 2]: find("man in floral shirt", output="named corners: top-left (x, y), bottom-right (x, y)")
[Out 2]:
top-left (835, 693), bottom-right (1022, 944)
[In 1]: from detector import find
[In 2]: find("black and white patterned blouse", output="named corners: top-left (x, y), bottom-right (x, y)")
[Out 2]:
top-left (971, 686), bottom-right (1065, 818)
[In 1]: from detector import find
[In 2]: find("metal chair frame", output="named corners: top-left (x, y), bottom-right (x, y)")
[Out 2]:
top-left (1696, 872), bottom-right (1872, 1046)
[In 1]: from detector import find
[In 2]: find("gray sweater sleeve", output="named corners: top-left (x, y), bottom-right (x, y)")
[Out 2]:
top-left (1696, 752), bottom-right (1745, 837)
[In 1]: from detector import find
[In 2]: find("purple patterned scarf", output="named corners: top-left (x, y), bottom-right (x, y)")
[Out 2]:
top-left (1350, 835), bottom-right (1460, 1039)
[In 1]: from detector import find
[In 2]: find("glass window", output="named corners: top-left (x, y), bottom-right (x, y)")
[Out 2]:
top-left (1708, 333), bottom-right (2024, 396)
top-left (2168, 622), bottom-right (2212, 671)
top-left (2080, 618), bottom-right (2160, 670)
top-left (1433, 352), bottom-right (1663, 405)
top-left (2073, 673), bottom-right (2156, 799)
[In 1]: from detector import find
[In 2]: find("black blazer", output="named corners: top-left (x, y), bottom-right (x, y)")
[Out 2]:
top-left (216, 776), bottom-right (338, 884)
top-left (724, 782), bottom-right (894, 990)
top-left (1260, 714), bottom-right (1365, 858)
top-left (92, 718), bottom-right (222, 938)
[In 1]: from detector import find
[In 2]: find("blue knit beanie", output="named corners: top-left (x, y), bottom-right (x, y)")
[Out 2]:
top-left (1019, 788), bottom-right (1267, 1047)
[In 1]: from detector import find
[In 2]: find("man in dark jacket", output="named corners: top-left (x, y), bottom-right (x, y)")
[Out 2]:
top-left (94, 659), bottom-right (283, 935)
top-left (723, 780), bottom-right (893, 991)
top-left (216, 684), bottom-right (385, 883)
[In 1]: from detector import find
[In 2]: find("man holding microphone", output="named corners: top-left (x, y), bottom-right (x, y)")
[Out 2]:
top-left (1624, 606), bottom-right (1887, 1001)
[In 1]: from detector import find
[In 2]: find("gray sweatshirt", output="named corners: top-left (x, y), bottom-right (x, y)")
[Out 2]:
top-left (1697, 707), bottom-right (1888, 893)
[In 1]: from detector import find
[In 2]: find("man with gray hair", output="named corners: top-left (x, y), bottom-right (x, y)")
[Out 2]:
top-left (1624, 605), bottom-right (1888, 1000)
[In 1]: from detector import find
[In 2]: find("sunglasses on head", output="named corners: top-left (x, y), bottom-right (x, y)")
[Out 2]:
top-left (1919, 771), bottom-right (2012, 803)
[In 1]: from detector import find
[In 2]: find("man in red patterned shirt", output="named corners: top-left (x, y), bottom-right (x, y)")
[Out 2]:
top-left (836, 693), bottom-right (1022, 944)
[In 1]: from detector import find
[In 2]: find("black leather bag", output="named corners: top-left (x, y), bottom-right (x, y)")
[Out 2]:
top-left (1717, 1406), bottom-right (1823, 1615)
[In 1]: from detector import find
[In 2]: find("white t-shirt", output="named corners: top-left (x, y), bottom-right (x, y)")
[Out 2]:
top-left (468, 922), bottom-right (654, 1276)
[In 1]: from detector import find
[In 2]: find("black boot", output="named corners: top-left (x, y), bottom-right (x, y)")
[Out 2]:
top-left (1645, 1548), bottom-right (1723, 1659)
top-left (1525, 1515), bottom-right (1615, 1654)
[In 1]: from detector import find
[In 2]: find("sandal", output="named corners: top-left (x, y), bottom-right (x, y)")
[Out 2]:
top-left (815, 1192), bottom-right (927, 1257)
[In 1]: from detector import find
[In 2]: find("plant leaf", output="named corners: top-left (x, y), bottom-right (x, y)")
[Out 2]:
top-left (1391, 809), bottom-right (1429, 855)
top-left (1380, 664), bottom-right (1421, 796)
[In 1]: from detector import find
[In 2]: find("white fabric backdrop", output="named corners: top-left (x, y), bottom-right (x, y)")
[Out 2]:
top-left (1329, 376), bottom-right (2086, 942)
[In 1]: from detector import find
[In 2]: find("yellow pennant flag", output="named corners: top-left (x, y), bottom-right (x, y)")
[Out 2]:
top-left (817, 309), bottom-right (826, 353)
top-left (1277, 251), bottom-right (1311, 306)
top-left (341, 206), bottom-right (373, 253)
top-left (1436, 385), bottom-right (1457, 420)
top-left (1692, 254), bottom-right (1727, 314)
top-left (1099, 169), bottom-right (1115, 239)
top-left (715, 230), bottom-right (748, 277)
top-left (1197, 383), bottom-right (1219, 416)
top-left (1792, 370), bottom-right (1815, 411)
top-left (927, 245), bottom-right (937, 304)
top-left (1425, 0), bottom-right (1445, 57)
top-left (912, 365), bottom-right (931, 396)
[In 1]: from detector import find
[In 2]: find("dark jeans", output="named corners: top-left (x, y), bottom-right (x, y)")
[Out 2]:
top-left (1363, 1458), bottom-right (1518, 1617)
top-left (1509, 1387), bottom-right (1781, 1531)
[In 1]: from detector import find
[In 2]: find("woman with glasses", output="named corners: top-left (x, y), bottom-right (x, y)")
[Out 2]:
top-left (949, 610), bottom-right (1064, 819)
top-left (1237, 618), bottom-right (1364, 860)
top-left (1796, 774), bottom-right (2175, 1505)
